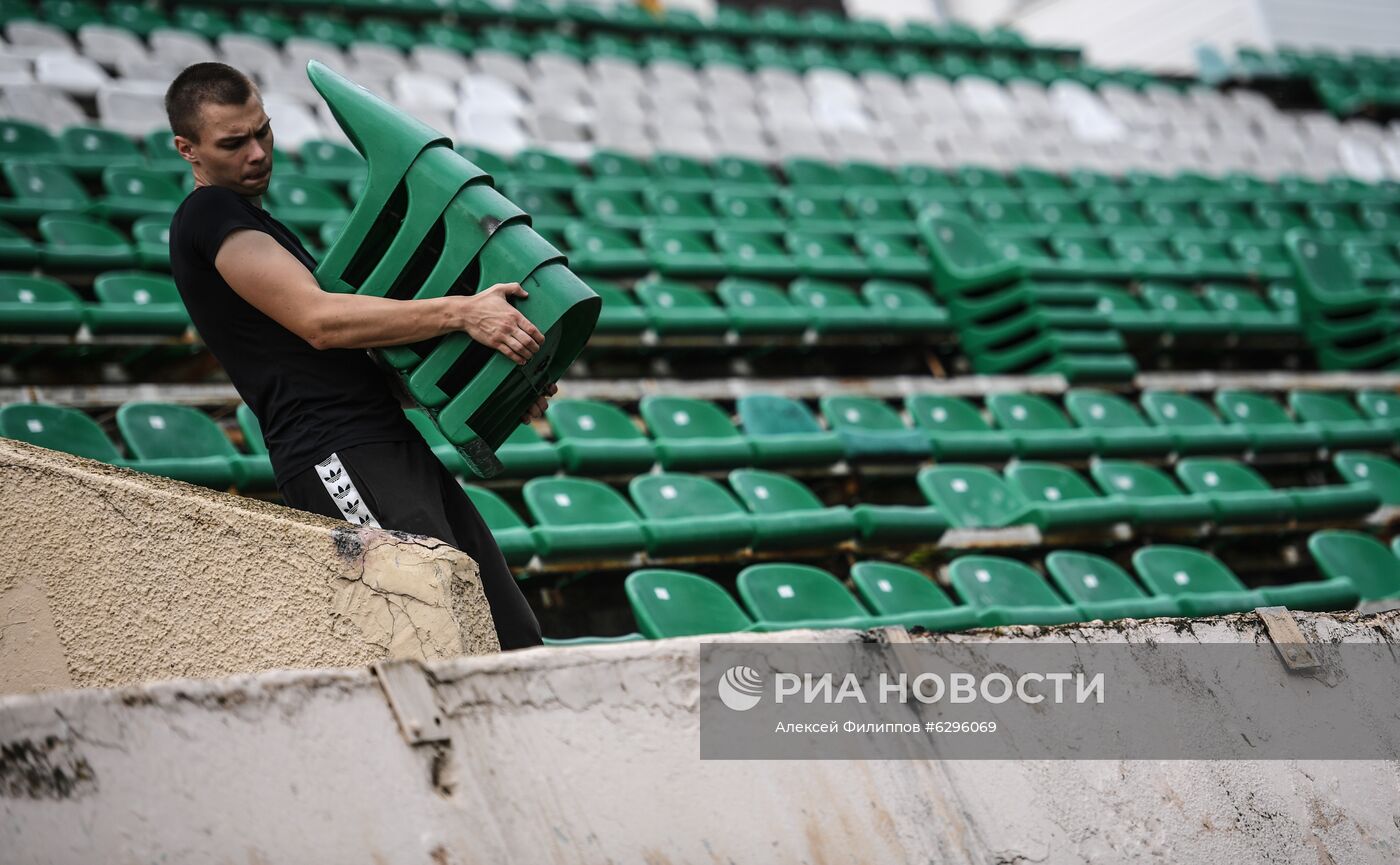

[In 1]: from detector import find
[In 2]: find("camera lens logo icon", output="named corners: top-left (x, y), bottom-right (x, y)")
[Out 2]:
top-left (717, 665), bottom-right (764, 711)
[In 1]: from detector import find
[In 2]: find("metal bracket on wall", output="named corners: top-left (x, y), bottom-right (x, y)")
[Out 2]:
top-left (1255, 606), bottom-right (1322, 672)
top-left (373, 659), bottom-right (450, 745)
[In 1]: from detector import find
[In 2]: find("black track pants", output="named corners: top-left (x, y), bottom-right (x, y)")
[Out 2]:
top-left (279, 438), bottom-right (542, 650)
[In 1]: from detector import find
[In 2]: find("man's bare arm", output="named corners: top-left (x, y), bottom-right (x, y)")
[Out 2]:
top-left (214, 229), bottom-right (545, 363)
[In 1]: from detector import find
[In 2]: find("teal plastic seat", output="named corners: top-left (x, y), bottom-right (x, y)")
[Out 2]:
top-left (986, 392), bottom-right (1098, 459)
top-left (639, 396), bottom-right (754, 472)
top-left (734, 394), bottom-right (845, 469)
top-left (514, 148), bottom-right (584, 189)
top-left (1134, 545), bottom-right (1357, 615)
top-left (1088, 459), bottom-right (1217, 526)
top-left (650, 153), bottom-right (715, 192)
top-left (628, 473), bottom-right (755, 557)
top-left (625, 569), bottom-right (759, 638)
top-left (727, 468), bottom-right (857, 551)
top-left (115, 402), bottom-right (272, 491)
top-left (1044, 551), bottom-right (1181, 620)
top-left (1064, 389), bottom-right (1175, 456)
top-left (1288, 391), bottom-right (1394, 449)
top-left (461, 484), bottom-right (538, 566)
top-left (1140, 391), bottom-right (1251, 454)
top-left (87, 271), bottom-right (190, 335)
top-left (633, 276), bottom-right (731, 333)
top-left (917, 465), bottom-right (1037, 529)
top-left (644, 187), bottom-right (717, 232)
top-left (0, 218), bottom-right (38, 266)
top-left (781, 188), bottom-right (851, 232)
top-left (59, 126), bottom-right (144, 176)
top-left (947, 555), bottom-right (1081, 626)
top-left (265, 176), bottom-right (350, 229)
top-left (849, 561), bottom-right (979, 632)
top-left (545, 399), bottom-right (656, 475)
top-left (714, 228), bottom-right (799, 278)
top-left (521, 476), bottom-right (646, 561)
top-left (641, 226), bottom-right (726, 277)
top-left (789, 277), bottom-right (884, 333)
top-left (1200, 284), bottom-right (1294, 335)
top-left (712, 188), bottom-right (787, 232)
top-left (785, 230), bottom-right (869, 279)
top-left (711, 157), bottom-right (780, 192)
top-left (1333, 451), bottom-right (1400, 506)
top-left (1355, 390), bottom-right (1400, 435)
top-left (0, 162), bottom-right (90, 220)
top-left (735, 563), bottom-right (869, 630)
top-left (716, 277), bottom-right (811, 334)
top-left (0, 403), bottom-right (132, 466)
top-left (855, 230), bottom-right (931, 279)
top-left (99, 167), bottom-right (184, 218)
top-left (130, 216), bottom-right (171, 270)
top-left (299, 139), bottom-right (367, 184)
top-left (1174, 458), bottom-right (1298, 524)
top-left (588, 150), bottom-right (648, 190)
top-left (0, 120), bottom-right (58, 163)
top-left (819, 395), bottom-right (931, 460)
top-left (1308, 530), bottom-right (1400, 602)
top-left (1214, 390), bottom-right (1326, 453)
top-left (576, 185), bottom-right (650, 231)
top-left (905, 394), bottom-right (1016, 460)
top-left (38, 214), bottom-right (136, 269)
top-left (1003, 462), bottom-right (1134, 531)
top-left (0, 273), bottom-right (85, 334)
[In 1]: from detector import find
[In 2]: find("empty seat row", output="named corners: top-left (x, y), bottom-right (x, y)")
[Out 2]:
top-left (0, 271), bottom-right (188, 336)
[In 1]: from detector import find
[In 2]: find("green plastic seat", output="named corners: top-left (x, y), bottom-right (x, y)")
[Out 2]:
top-left (545, 398), bottom-right (656, 475)
top-left (589, 279), bottom-right (649, 334)
top-left (1064, 389), bottom-right (1175, 456)
top-left (1289, 391), bottom-right (1394, 449)
top-left (859, 280), bottom-right (949, 331)
top-left (1109, 235), bottom-right (1183, 280)
top-left (1355, 390), bottom-right (1400, 435)
top-left (783, 158), bottom-right (845, 192)
top-left (496, 422), bottom-right (561, 479)
top-left (1088, 459), bottom-right (1217, 526)
top-left (1174, 458), bottom-right (1299, 523)
top-left (644, 188), bottom-right (717, 232)
top-left (916, 465), bottom-right (1037, 529)
top-left (727, 468), bottom-right (857, 551)
top-left (785, 230), bottom-right (870, 279)
top-left (298, 139), bottom-right (366, 184)
top-left (1343, 239), bottom-right (1400, 283)
top-left (629, 473), bottom-right (755, 557)
top-left (648, 154), bottom-right (713, 192)
top-left (0, 162), bottom-right (90, 219)
top-left (406, 407), bottom-right (471, 474)
top-left (57, 126), bottom-right (145, 176)
top-left (780, 188), bottom-right (851, 232)
top-left (1045, 234), bottom-right (1130, 281)
top-left (905, 394), bottom-right (1016, 460)
top-left (234, 403), bottom-right (265, 457)
top-left (849, 561), bottom-right (979, 632)
top-left (734, 395), bottom-right (845, 469)
top-left (1003, 462), bottom-right (1134, 531)
top-left (1044, 551), bottom-right (1181, 620)
top-left (461, 484), bottom-right (538, 567)
top-left (712, 188), bottom-right (787, 233)
top-left (0, 273), bottom-right (84, 334)
top-left (638, 396), bottom-right (753, 472)
top-left (1229, 237), bottom-right (1293, 281)
top-left (588, 150), bottom-right (648, 190)
top-left (846, 191), bottom-right (913, 233)
top-left (819, 395), bottom-right (931, 460)
top-left (1284, 232), bottom-right (1400, 370)
top-left (1134, 545), bottom-right (1356, 615)
top-left (855, 230), bottom-right (931, 279)
top-left (265, 176), bottom-right (349, 229)
top-left (87, 271), bottom-right (189, 335)
top-left (130, 216), bottom-right (171, 270)
top-left (1200, 284), bottom-right (1294, 334)
top-left (1214, 390), bottom-right (1326, 453)
top-left (1308, 530), bottom-right (1400, 602)
top-left (788, 277), bottom-right (884, 333)
top-left (521, 476), bottom-right (646, 561)
top-left (0, 120), bottom-right (58, 164)
top-left (625, 569), bottom-right (759, 638)
top-left (917, 214), bottom-right (1023, 294)
top-left (454, 146), bottom-right (510, 184)
top-left (714, 228), bottom-right (798, 278)
top-left (632, 276), bottom-right (730, 333)
top-left (1140, 391), bottom-right (1251, 454)
top-left (985, 392), bottom-right (1098, 459)
top-left (1333, 452), bottom-right (1400, 507)
top-left (564, 223), bottom-right (650, 274)
top-left (735, 563), bottom-right (865, 630)
top-left (1306, 202), bottom-right (1363, 234)
top-left (39, 214), bottom-right (135, 270)
top-left (0, 403), bottom-right (132, 466)
top-left (947, 555), bottom-right (1081, 626)
top-left (513, 148), bottom-right (583, 189)
top-left (99, 166), bottom-right (184, 218)
top-left (575, 185), bottom-right (649, 231)
top-left (711, 157), bottom-right (779, 192)
top-left (716, 277), bottom-right (811, 334)
top-left (641, 227), bottom-right (727, 278)
top-left (115, 402), bottom-right (272, 491)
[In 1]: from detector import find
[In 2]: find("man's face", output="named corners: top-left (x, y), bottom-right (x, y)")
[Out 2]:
top-left (175, 95), bottom-right (274, 197)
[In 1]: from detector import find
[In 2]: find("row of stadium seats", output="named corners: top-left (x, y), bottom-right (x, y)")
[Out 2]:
top-left (623, 531), bottom-right (1400, 638)
top-left (1206, 44), bottom-right (1400, 116)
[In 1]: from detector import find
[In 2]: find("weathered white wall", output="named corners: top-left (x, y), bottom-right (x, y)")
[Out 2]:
top-left (2, 613), bottom-right (1397, 864)
top-left (843, 0), bottom-right (941, 27)
top-left (1256, 0), bottom-right (1400, 55)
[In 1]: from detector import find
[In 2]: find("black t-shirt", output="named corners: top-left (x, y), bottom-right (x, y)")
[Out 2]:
top-left (169, 185), bottom-right (417, 489)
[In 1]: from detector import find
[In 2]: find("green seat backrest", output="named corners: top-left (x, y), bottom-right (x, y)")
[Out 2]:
top-left (712, 157), bottom-right (777, 189)
top-left (38, 214), bottom-right (128, 246)
top-left (1175, 458), bottom-right (1274, 494)
top-left (1333, 452), bottom-right (1400, 504)
top-left (1044, 551), bottom-right (1151, 605)
top-left (783, 189), bottom-right (848, 221)
top-left (713, 188), bottom-right (784, 223)
top-left (919, 214), bottom-right (1002, 270)
top-left (1004, 462), bottom-right (1102, 503)
top-left (454, 145), bottom-right (509, 180)
top-left (522, 476), bottom-right (641, 526)
top-left (1090, 459), bottom-right (1188, 498)
top-left (514, 148), bottom-right (582, 183)
top-left (728, 468), bottom-right (827, 515)
top-left (462, 484), bottom-right (530, 531)
top-left (0, 403), bottom-right (122, 462)
top-left (589, 150), bottom-right (648, 185)
top-left (717, 278), bottom-right (798, 311)
top-left (791, 278), bottom-right (866, 311)
top-left (850, 561), bottom-right (957, 614)
top-left (1307, 530), bottom-right (1400, 601)
top-left (906, 394), bottom-right (993, 434)
top-left (948, 555), bottom-right (1065, 608)
top-left (103, 167), bottom-right (183, 201)
top-left (577, 185), bottom-right (647, 223)
top-left (267, 175), bottom-right (347, 210)
top-left (629, 472), bottom-right (747, 519)
top-left (634, 277), bottom-right (722, 311)
top-left (1065, 390), bottom-right (1156, 430)
top-left (5, 163), bottom-right (88, 202)
top-left (92, 271), bottom-right (181, 305)
top-left (1356, 390), bottom-right (1400, 423)
top-left (1203, 285), bottom-right (1275, 315)
top-left (547, 399), bottom-right (645, 442)
top-left (821, 396), bottom-right (909, 433)
top-left (737, 395), bottom-right (824, 437)
top-left (861, 279), bottom-right (940, 312)
top-left (1141, 283), bottom-right (1209, 314)
top-left (1140, 392), bottom-right (1228, 428)
top-left (784, 158), bottom-right (846, 189)
top-left (652, 153), bottom-right (713, 187)
top-left (737, 563), bottom-right (867, 621)
top-left (1214, 390), bottom-right (1299, 427)
top-left (917, 465), bottom-right (1028, 528)
top-left (625, 569), bottom-right (755, 637)
top-left (131, 216), bottom-right (171, 247)
top-left (302, 139), bottom-right (367, 172)
top-left (235, 403), bottom-right (266, 454)
top-left (0, 120), bottom-right (57, 157)
top-left (60, 126), bottom-right (141, 160)
top-left (987, 393), bottom-right (1076, 432)
top-left (115, 402), bottom-right (238, 459)
top-left (639, 396), bottom-right (741, 441)
top-left (590, 278), bottom-right (640, 310)
top-left (1132, 545), bottom-right (1247, 597)
top-left (1288, 391), bottom-right (1368, 424)
top-left (0, 273), bottom-right (81, 304)
top-left (1286, 233), bottom-right (1364, 298)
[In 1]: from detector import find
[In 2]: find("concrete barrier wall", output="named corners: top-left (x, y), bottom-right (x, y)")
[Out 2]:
top-left (2, 611), bottom-right (1397, 864)
top-left (0, 439), bottom-right (499, 693)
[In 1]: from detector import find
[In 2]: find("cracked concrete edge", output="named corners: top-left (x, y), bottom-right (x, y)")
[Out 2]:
top-left (0, 438), bottom-right (498, 694)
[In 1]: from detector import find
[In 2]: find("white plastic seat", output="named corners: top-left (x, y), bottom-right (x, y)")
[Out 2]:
top-left (35, 50), bottom-right (108, 97)
top-left (410, 44), bottom-right (471, 81)
top-left (590, 56), bottom-right (645, 92)
top-left (4, 21), bottom-right (73, 55)
top-left (1050, 80), bottom-right (1126, 143)
top-left (148, 29), bottom-right (219, 67)
top-left (0, 54), bottom-right (33, 87)
top-left (460, 74), bottom-right (526, 117)
top-left (78, 24), bottom-right (148, 69)
top-left (259, 93), bottom-right (322, 153)
top-left (647, 60), bottom-right (702, 100)
top-left (472, 50), bottom-right (532, 91)
top-left (218, 34), bottom-right (283, 84)
top-left (591, 120), bottom-right (654, 158)
top-left (711, 123), bottom-right (773, 161)
top-left (700, 65), bottom-right (756, 104)
top-left (283, 38), bottom-right (347, 76)
top-left (389, 71), bottom-right (457, 114)
top-left (532, 52), bottom-right (586, 82)
top-left (3, 84), bottom-right (86, 131)
top-left (652, 124), bottom-right (714, 160)
top-left (348, 43), bottom-right (410, 81)
top-left (95, 80), bottom-right (168, 136)
top-left (907, 74), bottom-right (961, 114)
top-left (754, 67), bottom-right (805, 98)
top-left (454, 109), bottom-right (529, 155)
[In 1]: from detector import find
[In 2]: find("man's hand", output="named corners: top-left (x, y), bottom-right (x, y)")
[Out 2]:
top-left (462, 283), bottom-right (546, 365)
top-left (521, 382), bottom-right (558, 424)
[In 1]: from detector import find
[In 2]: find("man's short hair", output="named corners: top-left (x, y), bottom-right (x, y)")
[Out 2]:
top-left (164, 62), bottom-right (257, 142)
